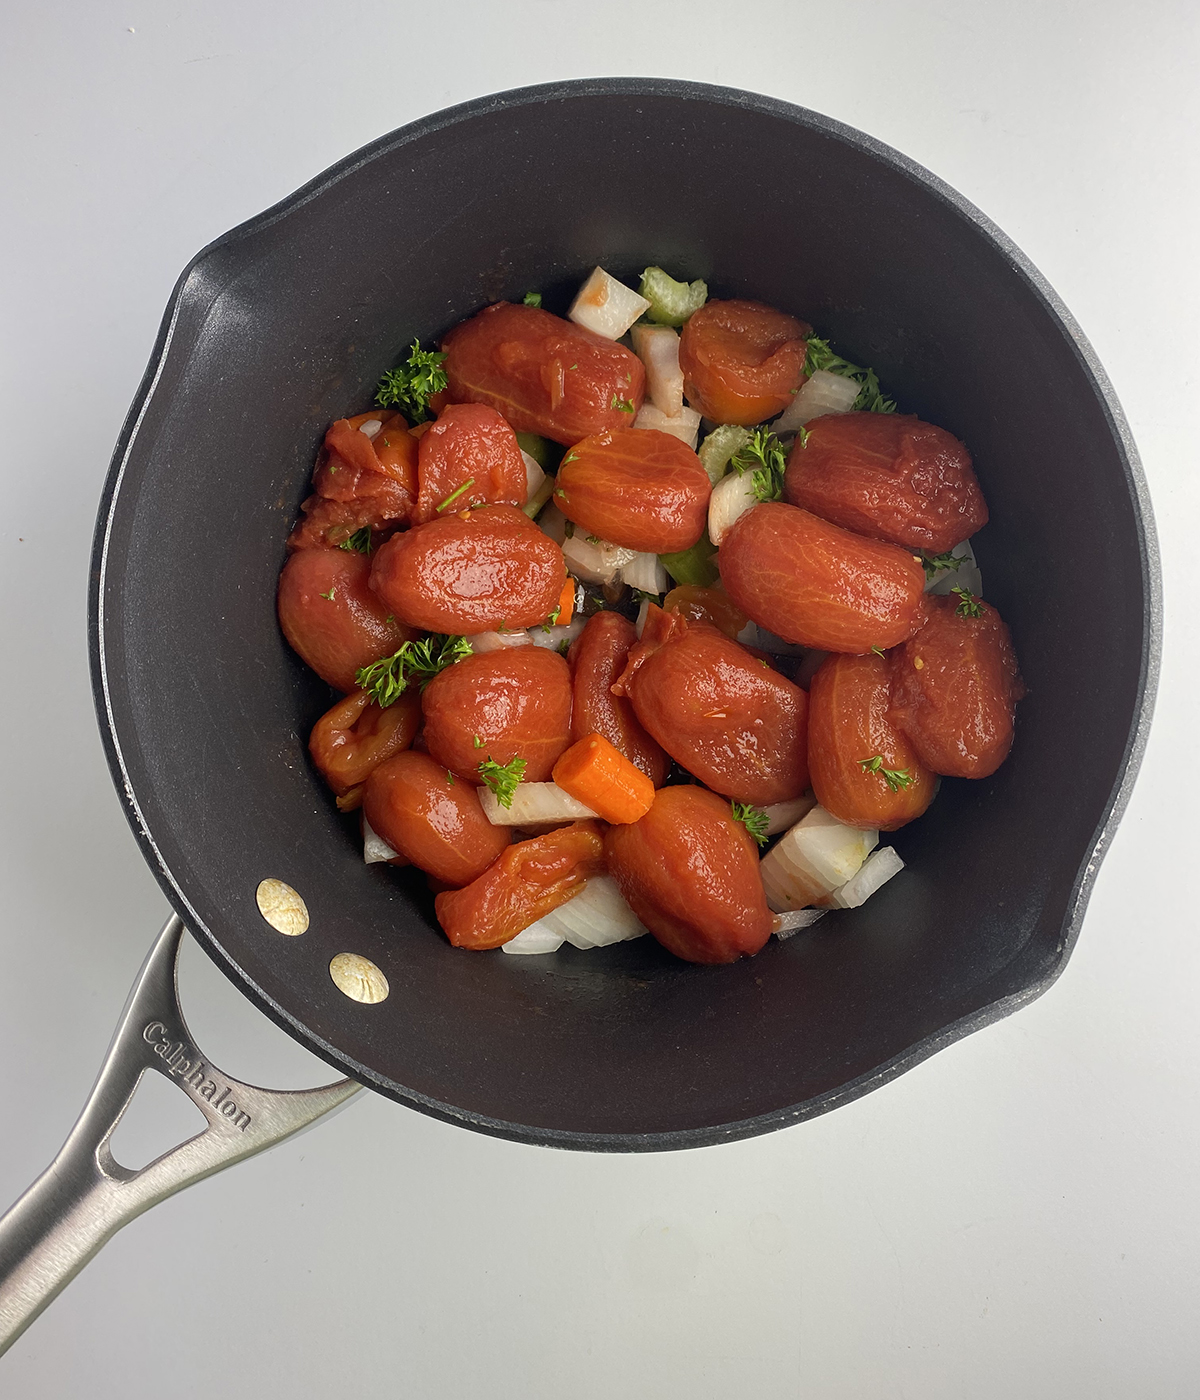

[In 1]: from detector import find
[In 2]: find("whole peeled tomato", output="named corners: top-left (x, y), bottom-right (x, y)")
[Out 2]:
top-left (413, 402), bottom-right (528, 525)
top-left (288, 413), bottom-right (418, 550)
top-left (422, 645), bottom-right (573, 783)
top-left (678, 299), bottom-right (809, 425)
top-left (277, 547), bottom-right (416, 692)
top-left (615, 606), bottom-right (809, 805)
top-left (554, 428), bottom-right (711, 553)
top-left (605, 786), bottom-right (773, 964)
top-left (363, 750), bottom-right (510, 888)
top-left (807, 652), bottom-right (936, 830)
top-left (785, 412), bottom-right (988, 554)
top-left (720, 502), bottom-right (927, 653)
top-left (441, 301), bottom-right (645, 446)
top-left (369, 504), bottom-right (566, 634)
top-left (567, 611), bottom-right (667, 786)
top-left (889, 593), bottom-right (1024, 778)
top-left (308, 688), bottom-right (421, 796)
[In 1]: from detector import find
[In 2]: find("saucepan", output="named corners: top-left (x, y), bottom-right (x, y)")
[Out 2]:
top-left (0, 77), bottom-right (1159, 1355)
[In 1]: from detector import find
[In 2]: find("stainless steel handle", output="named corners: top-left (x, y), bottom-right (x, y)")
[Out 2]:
top-left (0, 916), bottom-right (360, 1356)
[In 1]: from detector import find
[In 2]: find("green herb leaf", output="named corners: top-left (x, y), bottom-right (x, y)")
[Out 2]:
top-left (318, 588), bottom-right (336, 601)
top-left (870, 645), bottom-right (885, 657)
top-left (523, 291), bottom-right (542, 308)
top-left (803, 335), bottom-right (896, 414)
top-left (436, 477), bottom-right (476, 513)
top-left (355, 634), bottom-right (473, 707)
top-left (473, 734), bottom-right (484, 748)
top-left (857, 755), bottom-right (914, 792)
top-left (730, 801), bottom-right (770, 846)
top-left (374, 341), bottom-right (448, 421)
top-left (446, 770), bottom-right (455, 785)
top-left (795, 425), bottom-right (811, 449)
top-left (477, 755), bottom-right (527, 808)
top-left (557, 639), bottom-right (571, 656)
top-left (731, 427), bottom-right (788, 504)
top-left (337, 525), bottom-right (373, 555)
top-left (922, 550), bottom-right (965, 579)
top-left (951, 585), bottom-right (984, 618)
top-left (610, 393), bottom-right (635, 415)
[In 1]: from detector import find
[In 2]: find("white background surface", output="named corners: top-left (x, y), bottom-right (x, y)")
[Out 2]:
top-left (2, 2), bottom-right (1197, 1395)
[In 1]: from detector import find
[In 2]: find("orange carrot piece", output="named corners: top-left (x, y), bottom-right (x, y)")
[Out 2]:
top-left (552, 732), bottom-right (655, 825)
top-left (435, 820), bottom-right (606, 949)
top-left (555, 577), bottom-right (575, 628)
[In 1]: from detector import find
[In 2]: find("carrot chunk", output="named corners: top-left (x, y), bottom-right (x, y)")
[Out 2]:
top-left (552, 732), bottom-right (655, 825)
top-left (435, 820), bottom-right (606, 949)
top-left (555, 577), bottom-right (575, 628)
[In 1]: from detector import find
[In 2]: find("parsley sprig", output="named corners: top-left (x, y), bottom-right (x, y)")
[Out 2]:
top-left (337, 526), bottom-right (373, 555)
top-left (951, 586), bottom-right (984, 618)
top-left (355, 634), bottom-right (472, 707)
top-left (610, 393), bottom-right (635, 415)
top-left (375, 341), bottom-right (448, 422)
top-left (477, 755), bottom-right (526, 808)
top-left (730, 801), bottom-right (770, 846)
top-left (803, 336), bottom-right (896, 414)
top-left (522, 291), bottom-right (542, 308)
top-left (857, 755), bottom-right (914, 792)
top-left (922, 550), bottom-right (965, 579)
top-left (731, 427), bottom-right (788, 503)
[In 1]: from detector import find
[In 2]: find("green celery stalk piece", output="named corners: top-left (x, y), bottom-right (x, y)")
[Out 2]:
top-left (660, 531), bottom-right (719, 587)
top-left (515, 432), bottom-right (556, 468)
top-left (638, 266), bottom-right (708, 327)
top-left (522, 474), bottom-right (555, 519)
top-left (698, 425), bottom-right (752, 485)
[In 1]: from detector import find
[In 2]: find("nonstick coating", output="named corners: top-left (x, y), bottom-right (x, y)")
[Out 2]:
top-left (89, 79), bottom-right (1159, 1150)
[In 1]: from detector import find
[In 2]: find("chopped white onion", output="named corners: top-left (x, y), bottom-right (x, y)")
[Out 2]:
top-left (522, 450), bottom-right (546, 503)
top-left (537, 501), bottom-right (570, 545)
top-left (358, 417), bottom-right (384, 440)
top-left (621, 551), bottom-right (669, 595)
top-left (632, 401), bottom-right (701, 449)
top-left (466, 629), bottom-right (534, 654)
top-left (562, 533), bottom-right (638, 585)
top-left (526, 615), bottom-right (586, 651)
top-left (635, 597), bottom-right (651, 638)
top-left (925, 539), bottom-right (984, 597)
top-left (501, 923), bottom-right (566, 955)
top-left (630, 324), bottom-right (684, 416)
top-left (708, 470), bottom-right (757, 546)
top-left (763, 794), bottom-right (817, 836)
top-left (760, 805), bottom-right (878, 913)
top-left (736, 621), bottom-right (758, 647)
top-left (480, 782), bottom-right (599, 827)
top-left (567, 267), bottom-right (650, 340)
top-left (362, 816), bottom-right (400, 865)
top-left (819, 846), bottom-right (904, 909)
top-left (773, 371), bottom-right (860, 433)
top-left (773, 908), bottom-right (828, 939)
top-left (541, 875), bottom-right (648, 949)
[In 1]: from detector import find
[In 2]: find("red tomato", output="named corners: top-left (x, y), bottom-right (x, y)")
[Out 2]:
top-left (277, 548), bottom-right (415, 692)
top-left (363, 750), bottom-right (511, 887)
top-left (422, 646), bottom-right (573, 784)
top-left (567, 612), bottom-right (667, 786)
top-left (615, 606), bottom-right (809, 805)
top-left (605, 786), bottom-right (773, 964)
top-left (678, 299), bottom-right (809, 425)
top-left (554, 428), bottom-right (711, 553)
top-left (889, 594), bottom-right (1024, 778)
top-left (434, 821), bottom-right (607, 949)
top-left (308, 688), bottom-right (421, 796)
top-left (662, 584), bottom-right (747, 639)
top-left (441, 302), bottom-right (645, 446)
top-left (719, 502), bottom-right (927, 653)
top-left (369, 504), bottom-right (566, 634)
top-left (785, 412), bottom-right (988, 553)
top-left (807, 652), bottom-right (936, 830)
top-left (413, 402), bottom-right (528, 525)
top-left (288, 413), bottom-right (418, 550)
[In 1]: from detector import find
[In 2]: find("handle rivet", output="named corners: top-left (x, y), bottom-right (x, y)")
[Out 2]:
top-left (329, 953), bottom-right (389, 1004)
top-left (255, 879), bottom-right (309, 936)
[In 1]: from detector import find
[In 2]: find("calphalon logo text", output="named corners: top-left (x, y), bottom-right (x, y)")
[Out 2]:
top-left (142, 1022), bottom-right (252, 1131)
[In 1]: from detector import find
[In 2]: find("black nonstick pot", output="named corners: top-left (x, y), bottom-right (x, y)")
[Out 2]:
top-left (0, 76), bottom-right (1159, 1353)
top-left (87, 77), bottom-right (1159, 1148)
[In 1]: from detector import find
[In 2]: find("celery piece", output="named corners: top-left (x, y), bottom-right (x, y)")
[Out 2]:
top-left (698, 425), bottom-right (752, 485)
top-left (516, 432), bottom-right (552, 467)
top-left (660, 531), bottom-right (719, 588)
top-left (522, 474), bottom-right (556, 519)
top-left (638, 266), bottom-right (708, 327)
